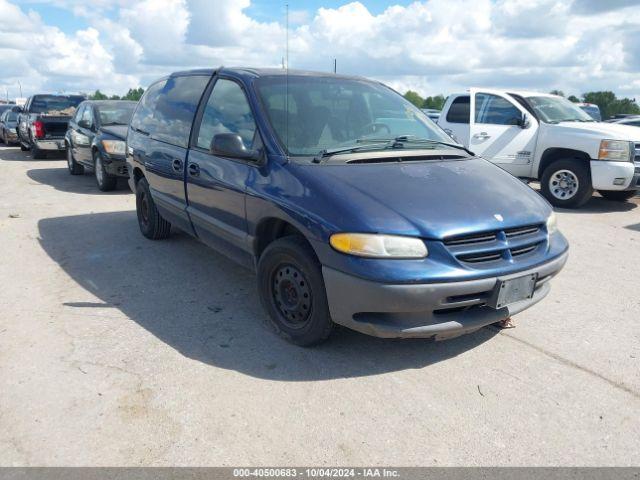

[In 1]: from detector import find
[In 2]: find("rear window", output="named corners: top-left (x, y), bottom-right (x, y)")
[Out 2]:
top-left (130, 75), bottom-right (210, 148)
top-left (30, 95), bottom-right (84, 114)
top-left (446, 96), bottom-right (470, 124)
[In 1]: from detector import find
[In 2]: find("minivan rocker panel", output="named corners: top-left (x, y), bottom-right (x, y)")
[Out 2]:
top-left (127, 68), bottom-right (568, 346)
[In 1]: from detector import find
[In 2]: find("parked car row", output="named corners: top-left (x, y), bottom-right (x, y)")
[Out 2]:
top-left (5, 69), bottom-right (637, 346)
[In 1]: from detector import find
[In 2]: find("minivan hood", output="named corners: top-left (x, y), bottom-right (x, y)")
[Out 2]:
top-left (301, 157), bottom-right (551, 240)
top-left (554, 121), bottom-right (640, 141)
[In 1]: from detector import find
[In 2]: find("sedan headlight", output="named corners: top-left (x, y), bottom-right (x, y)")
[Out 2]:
top-left (598, 140), bottom-right (632, 162)
top-left (546, 212), bottom-right (558, 235)
top-left (330, 233), bottom-right (428, 258)
top-left (102, 139), bottom-right (126, 155)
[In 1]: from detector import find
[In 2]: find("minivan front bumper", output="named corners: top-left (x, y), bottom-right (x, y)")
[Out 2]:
top-left (323, 250), bottom-right (568, 339)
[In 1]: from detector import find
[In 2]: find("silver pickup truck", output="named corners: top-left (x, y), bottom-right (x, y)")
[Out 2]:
top-left (17, 94), bottom-right (85, 159)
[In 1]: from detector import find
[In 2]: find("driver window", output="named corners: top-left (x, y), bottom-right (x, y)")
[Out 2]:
top-left (81, 106), bottom-right (93, 127)
top-left (475, 93), bottom-right (521, 125)
top-left (196, 79), bottom-right (257, 151)
top-left (74, 105), bottom-right (85, 123)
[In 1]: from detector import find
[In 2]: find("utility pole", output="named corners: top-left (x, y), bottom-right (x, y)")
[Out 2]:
top-left (18, 81), bottom-right (22, 98)
top-left (333, 58), bottom-right (337, 74)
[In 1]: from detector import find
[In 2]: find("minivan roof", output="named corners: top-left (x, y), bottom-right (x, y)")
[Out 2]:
top-left (167, 67), bottom-right (368, 82)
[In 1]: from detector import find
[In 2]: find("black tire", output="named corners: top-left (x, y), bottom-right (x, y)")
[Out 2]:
top-left (257, 236), bottom-right (333, 346)
top-left (66, 147), bottom-right (84, 175)
top-left (0, 130), bottom-right (4, 144)
top-left (20, 143), bottom-right (28, 151)
top-left (31, 146), bottom-right (46, 159)
top-left (598, 190), bottom-right (638, 202)
top-left (135, 177), bottom-right (171, 239)
top-left (540, 159), bottom-right (593, 208)
top-left (94, 151), bottom-right (117, 191)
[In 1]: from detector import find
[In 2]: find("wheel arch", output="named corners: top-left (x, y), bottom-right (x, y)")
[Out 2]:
top-left (253, 217), bottom-right (316, 261)
top-left (538, 148), bottom-right (591, 178)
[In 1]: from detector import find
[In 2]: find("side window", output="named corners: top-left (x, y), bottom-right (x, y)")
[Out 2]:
top-left (446, 96), bottom-right (470, 124)
top-left (81, 106), bottom-right (93, 127)
top-left (151, 75), bottom-right (209, 147)
top-left (74, 105), bottom-right (85, 123)
top-left (196, 78), bottom-right (257, 150)
top-left (475, 93), bottom-right (521, 125)
top-left (130, 80), bottom-right (167, 135)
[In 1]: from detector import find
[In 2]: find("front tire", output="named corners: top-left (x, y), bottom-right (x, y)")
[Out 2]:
top-left (135, 177), bottom-right (171, 240)
top-left (67, 147), bottom-right (84, 175)
top-left (598, 190), bottom-right (637, 202)
top-left (541, 159), bottom-right (593, 208)
top-left (94, 151), bottom-right (117, 191)
top-left (257, 236), bottom-right (333, 346)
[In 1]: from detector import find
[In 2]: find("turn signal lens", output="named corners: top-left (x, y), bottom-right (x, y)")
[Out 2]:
top-left (598, 140), bottom-right (631, 162)
top-left (102, 140), bottom-right (126, 155)
top-left (330, 233), bottom-right (428, 258)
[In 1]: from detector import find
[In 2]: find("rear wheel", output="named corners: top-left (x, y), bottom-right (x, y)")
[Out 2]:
top-left (135, 177), bottom-right (171, 239)
top-left (94, 151), bottom-right (117, 191)
top-left (540, 159), bottom-right (593, 208)
top-left (67, 147), bottom-right (84, 175)
top-left (598, 190), bottom-right (637, 202)
top-left (257, 236), bottom-right (333, 346)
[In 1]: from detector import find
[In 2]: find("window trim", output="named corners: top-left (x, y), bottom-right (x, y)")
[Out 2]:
top-left (189, 74), bottom-right (264, 165)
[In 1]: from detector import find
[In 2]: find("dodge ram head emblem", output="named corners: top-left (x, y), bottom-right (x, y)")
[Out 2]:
top-left (494, 214), bottom-right (504, 221)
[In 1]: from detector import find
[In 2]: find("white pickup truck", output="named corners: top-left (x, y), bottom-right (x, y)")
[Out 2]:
top-left (438, 89), bottom-right (640, 208)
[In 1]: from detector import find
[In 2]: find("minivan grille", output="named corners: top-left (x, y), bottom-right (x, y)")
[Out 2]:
top-left (443, 223), bottom-right (546, 265)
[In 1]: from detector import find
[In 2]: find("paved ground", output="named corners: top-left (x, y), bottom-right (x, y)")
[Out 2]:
top-left (0, 143), bottom-right (639, 466)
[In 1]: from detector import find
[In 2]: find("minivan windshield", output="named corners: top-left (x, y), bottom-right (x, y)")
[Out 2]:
top-left (526, 96), bottom-right (595, 124)
top-left (96, 102), bottom-right (136, 126)
top-left (30, 95), bottom-right (84, 114)
top-left (256, 76), bottom-right (454, 157)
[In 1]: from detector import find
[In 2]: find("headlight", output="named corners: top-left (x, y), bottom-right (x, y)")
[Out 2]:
top-left (330, 233), bottom-right (428, 258)
top-left (598, 140), bottom-right (632, 162)
top-left (102, 139), bottom-right (126, 155)
top-left (546, 212), bottom-right (558, 235)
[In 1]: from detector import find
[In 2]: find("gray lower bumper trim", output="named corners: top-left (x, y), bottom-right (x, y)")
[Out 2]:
top-left (323, 251), bottom-right (568, 339)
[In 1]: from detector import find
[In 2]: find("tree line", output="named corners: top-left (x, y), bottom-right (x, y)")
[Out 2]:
top-left (88, 87), bottom-right (145, 101)
top-left (403, 89), bottom-right (640, 119)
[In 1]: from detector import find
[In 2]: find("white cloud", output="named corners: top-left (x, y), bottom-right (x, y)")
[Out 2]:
top-left (0, 0), bottom-right (639, 102)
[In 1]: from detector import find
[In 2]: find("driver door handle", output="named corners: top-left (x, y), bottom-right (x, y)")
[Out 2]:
top-left (473, 132), bottom-right (491, 140)
top-left (188, 163), bottom-right (200, 177)
top-left (172, 159), bottom-right (183, 172)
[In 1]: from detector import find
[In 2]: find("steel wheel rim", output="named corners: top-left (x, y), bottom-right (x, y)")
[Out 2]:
top-left (95, 155), bottom-right (104, 185)
top-left (272, 263), bottom-right (312, 328)
top-left (139, 190), bottom-right (150, 226)
top-left (549, 169), bottom-right (579, 200)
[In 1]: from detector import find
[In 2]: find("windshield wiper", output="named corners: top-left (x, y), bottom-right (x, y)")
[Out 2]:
top-left (101, 122), bottom-right (127, 126)
top-left (312, 142), bottom-right (397, 162)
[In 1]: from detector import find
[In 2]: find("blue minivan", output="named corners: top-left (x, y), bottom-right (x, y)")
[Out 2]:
top-left (126, 68), bottom-right (568, 346)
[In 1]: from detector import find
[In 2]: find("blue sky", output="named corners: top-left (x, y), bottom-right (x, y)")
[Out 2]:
top-left (2, 0), bottom-right (640, 100)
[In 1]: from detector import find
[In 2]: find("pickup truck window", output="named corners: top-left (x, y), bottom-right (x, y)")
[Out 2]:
top-left (446, 96), bottom-right (470, 124)
top-left (525, 96), bottom-right (594, 124)
top-left (475, 93), bottom-right (521, 125)
top-left (196, 79), bottom-right (257, 150)
top-left (256, 75), bottom-right (449, 157)
top-left (29, 95), bottom-right (84, 114)
top-left (132, 75), bottom-right (209, 148)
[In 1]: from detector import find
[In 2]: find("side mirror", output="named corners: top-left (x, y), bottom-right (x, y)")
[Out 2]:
top-left (519, 113), bottom-right (531, 129)
top-left (11, 106), bottom-right (23, 113)
top-left (78, 119), bottom-right (92, 129)
top-left (210, 133), bottom-right (260, 161)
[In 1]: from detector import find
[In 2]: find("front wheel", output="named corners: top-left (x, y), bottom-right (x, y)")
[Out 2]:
top-left (135, 177), bottom-right (171, 240)
top-left (94, 151), bottom-right (117, 191)
top-left (67, 147), bottom-right (84, 175)
top-left (540, 159), bottom-right (593, 208)
top-left (257, 236), bottom-right (333, 346)
top-left (598, 190), bottom-right (638, 202)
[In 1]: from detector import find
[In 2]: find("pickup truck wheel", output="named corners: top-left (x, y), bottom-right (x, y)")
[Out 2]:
top-left (257, 236), bottom-right (333, 346)
top-left (598, 190), bottom-right (638, 202)
top-left (135, 177), bottom-right (171, 239)
top-left (67, 148), bottom-right (84, 175)
top-left (94, 152), bottom-right (117, 191)
top-left (541, 159), bottom-right (593, 208)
